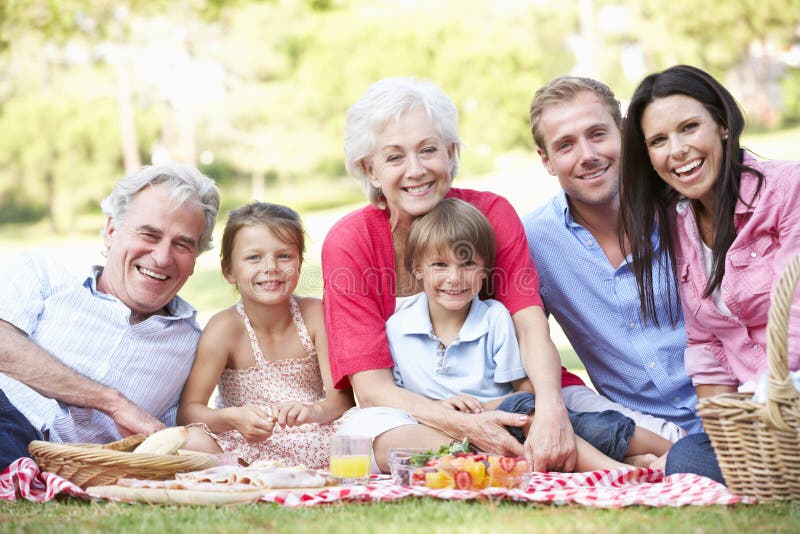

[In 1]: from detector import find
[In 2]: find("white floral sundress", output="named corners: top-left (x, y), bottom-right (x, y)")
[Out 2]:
top-left (205, 296), bottom-right (345, 469)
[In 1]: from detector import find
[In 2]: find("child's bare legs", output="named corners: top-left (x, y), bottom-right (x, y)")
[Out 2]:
top-left (183, 425), bottom-right (223, 454)
top-left (574, 436), bottom-right (631, 471)
top-left (623, 426), bottom-right (672, 468)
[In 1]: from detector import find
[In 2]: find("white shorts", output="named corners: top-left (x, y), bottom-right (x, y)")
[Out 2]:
top-left (562, 385), bottom-right (687, 443)
top-left (336, 406), bottom-right (419, 473)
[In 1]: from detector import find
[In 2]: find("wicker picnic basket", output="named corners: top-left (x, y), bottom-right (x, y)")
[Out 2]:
top-left (696, 254), bottom-right (800, 502)
top-left (28, 433), bottom-right (217, 489)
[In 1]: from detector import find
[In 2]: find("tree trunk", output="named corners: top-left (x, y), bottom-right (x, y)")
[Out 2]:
top-left (115, 52), bottom-right (141, 173)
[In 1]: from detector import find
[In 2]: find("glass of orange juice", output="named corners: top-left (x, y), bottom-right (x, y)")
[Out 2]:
top-left (329, 435), bottom-right (371, 485)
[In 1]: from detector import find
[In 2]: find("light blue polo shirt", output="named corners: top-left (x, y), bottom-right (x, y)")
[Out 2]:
top-left (386, 294), bottom-right (526, 402)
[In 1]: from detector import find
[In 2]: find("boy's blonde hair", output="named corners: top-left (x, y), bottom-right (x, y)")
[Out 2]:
top-left (405, 198), bottom-right (496, 275)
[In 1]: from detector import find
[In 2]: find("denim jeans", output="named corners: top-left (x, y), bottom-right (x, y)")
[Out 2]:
top-left (496, 392), bottom-right (635, 461)
top-left (664, 432), bottom-right (725, 484)
top-left (0, 389), bottom-right (43, 471)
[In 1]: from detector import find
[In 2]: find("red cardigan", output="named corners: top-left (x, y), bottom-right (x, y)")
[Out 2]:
top-left (321, 187), bottom-right (583, 389)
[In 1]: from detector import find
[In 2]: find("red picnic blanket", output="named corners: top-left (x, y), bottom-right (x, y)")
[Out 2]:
top-left (1, 458), bottom-right (750, 508)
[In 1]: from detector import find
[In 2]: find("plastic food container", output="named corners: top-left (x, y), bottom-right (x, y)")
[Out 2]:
top-left (388, 450), bottom-right (530, 490)
top-left (387, 448), bottom-right (430, 485)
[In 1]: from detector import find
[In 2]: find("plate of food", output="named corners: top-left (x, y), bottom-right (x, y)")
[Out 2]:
top-left (86, 464), bottom-right (338, 505)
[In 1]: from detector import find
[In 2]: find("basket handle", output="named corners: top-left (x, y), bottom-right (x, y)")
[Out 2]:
top-left (764, 254), bottom-right (800, 430)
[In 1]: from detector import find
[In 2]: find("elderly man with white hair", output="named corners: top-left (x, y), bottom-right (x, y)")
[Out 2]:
top-left (0, 164), bottom-right (220, 470)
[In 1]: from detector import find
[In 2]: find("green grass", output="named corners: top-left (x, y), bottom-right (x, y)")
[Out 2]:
top-left (1, 497), bottom-right (798, 533)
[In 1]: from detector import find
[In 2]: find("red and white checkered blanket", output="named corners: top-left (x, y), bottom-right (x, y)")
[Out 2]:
top-left (1, 458), bottom-right (751, 507)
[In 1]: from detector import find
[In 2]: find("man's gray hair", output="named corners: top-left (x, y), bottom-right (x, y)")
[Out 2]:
top-left (344, 77), bottom-right (462, 207)
top-left (101, 164), bottom-right (220, 252)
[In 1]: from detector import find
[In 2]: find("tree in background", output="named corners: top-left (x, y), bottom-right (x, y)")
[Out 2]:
top-left (634, 0), bottom-right (800, 126)
top-left (0, 0), bottom-right (167, 231)
top-left (1, 0), bottom-right (798, 230)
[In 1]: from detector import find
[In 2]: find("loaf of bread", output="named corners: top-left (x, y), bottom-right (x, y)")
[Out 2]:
top-left (132, 426), bottom-right (189, 455)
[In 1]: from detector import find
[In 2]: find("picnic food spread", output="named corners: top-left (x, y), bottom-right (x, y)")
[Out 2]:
top-left (30, 432), bottom-right (533, 504)
top-left (11, 432), bottom-right (753, 507)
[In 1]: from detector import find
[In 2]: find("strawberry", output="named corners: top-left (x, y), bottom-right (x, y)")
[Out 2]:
top-left (411, 469), bottom-right (426, 485)
top-left (498, 456), bottom-right (518, 472)
top-left (453, 470), bottom-right (473, 490)
top-left (470, 454), bottom-right (488, 462)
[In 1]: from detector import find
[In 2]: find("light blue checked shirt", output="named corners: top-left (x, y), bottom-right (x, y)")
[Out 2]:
top-left (523, 192), bottom-right (702, 434)
top-left (0, 251), bottom-right (201, 444)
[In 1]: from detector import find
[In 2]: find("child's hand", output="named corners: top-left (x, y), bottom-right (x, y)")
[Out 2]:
top-left (229, 404), bottom-right (275, 444)
top-left (439, 394), bottom-right (484, 414)
top-left (272, 401), bottom-right (321, 427)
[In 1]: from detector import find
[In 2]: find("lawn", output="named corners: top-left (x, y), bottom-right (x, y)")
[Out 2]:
top-left (1, 496), bottom-right (799, 533)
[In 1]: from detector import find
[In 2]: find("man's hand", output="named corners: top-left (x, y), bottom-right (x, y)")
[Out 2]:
top-left (461, 411), bottom-right (527, 457)
top-left (524, 402), bottom-right (576, 472)
top-left (105, 395), bottom-right (165, 437)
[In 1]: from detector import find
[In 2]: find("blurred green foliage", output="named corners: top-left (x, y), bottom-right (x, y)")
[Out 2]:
top-left (1, 0), bottom-right (798, 231)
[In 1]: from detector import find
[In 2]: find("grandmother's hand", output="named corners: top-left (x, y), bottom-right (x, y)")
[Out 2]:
top-left (461, 411), bottom-right (527, 457)
top-left (524, 401), bottom-right (576, 472)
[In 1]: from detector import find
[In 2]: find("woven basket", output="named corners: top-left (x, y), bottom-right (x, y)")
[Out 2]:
top-left (697, 254), bottom-right (800, 502)
top-left (28, 433), bottom-right (217, 489)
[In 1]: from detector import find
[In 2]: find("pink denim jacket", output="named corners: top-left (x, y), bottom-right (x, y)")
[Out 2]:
top-left (672, 153), bottom-right (800, 386)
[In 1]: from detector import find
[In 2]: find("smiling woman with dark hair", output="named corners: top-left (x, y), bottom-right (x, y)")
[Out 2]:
top-left (619, 64), bottom-right (800, 483)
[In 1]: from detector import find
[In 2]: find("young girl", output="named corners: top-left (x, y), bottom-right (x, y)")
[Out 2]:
top-left (178, 202), bottom-right (354, 469)
top-left (386, 198), bottom-right (671, 471)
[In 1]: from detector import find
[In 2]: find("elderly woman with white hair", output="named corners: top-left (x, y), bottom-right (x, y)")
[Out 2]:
top-left (321, 78), bottom-right (581, 473)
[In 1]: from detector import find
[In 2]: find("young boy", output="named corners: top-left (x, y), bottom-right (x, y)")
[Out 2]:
top-left (387, 198), bottom-right (669, 470)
